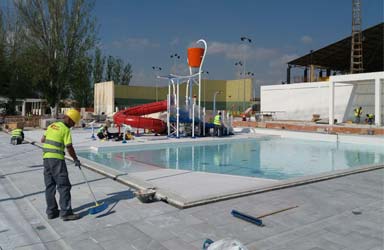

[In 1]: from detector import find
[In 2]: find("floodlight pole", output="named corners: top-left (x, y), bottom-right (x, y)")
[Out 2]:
top-left (240, 36), bottom-right (252, 111)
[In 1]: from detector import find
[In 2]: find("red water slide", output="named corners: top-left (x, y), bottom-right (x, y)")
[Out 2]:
top-left (113, 100), bottom-right (167, 133)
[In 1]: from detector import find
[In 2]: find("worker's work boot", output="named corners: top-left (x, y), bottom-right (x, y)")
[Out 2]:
top-left (61, 213), bottom-right (80, 221)
top-left (47, 211), bottom-right (60, 220)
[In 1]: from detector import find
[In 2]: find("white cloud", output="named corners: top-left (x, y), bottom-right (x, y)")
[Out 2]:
top-left (300, 35), bottom-right (313, 44)
top-left (111, 38), bottom-right (160, 50)
top-left (207, 41), bottom-right (277, 61)
top-left (269, 54), bottom-right (298, 69)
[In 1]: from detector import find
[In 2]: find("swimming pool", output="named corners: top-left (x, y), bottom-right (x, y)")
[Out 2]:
top-left (77, 137), bottom-right (384, 180)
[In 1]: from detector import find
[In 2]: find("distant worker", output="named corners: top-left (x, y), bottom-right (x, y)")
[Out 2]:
top-left (354, 106), bottom-right (363, 123)
top-left (214, 112), bottom-right (223, 136)
top-left (41, 109), bottom-right (81, 221)
top-left (366, 113), bottom-right (374, 125)
top-left (97, 121), bottom-right (111, 140)
top-left (10, 126), bottom-right (24, 145)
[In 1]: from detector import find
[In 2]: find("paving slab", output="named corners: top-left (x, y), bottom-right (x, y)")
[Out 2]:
top-left (0, 130), bottom-right (383, 250)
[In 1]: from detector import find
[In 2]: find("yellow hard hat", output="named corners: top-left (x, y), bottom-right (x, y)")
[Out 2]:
top-left (66, 109), bottom-right (81, 124)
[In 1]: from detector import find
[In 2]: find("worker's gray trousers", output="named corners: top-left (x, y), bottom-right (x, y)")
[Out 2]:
top-left (43, 158), bottom-right (73, 217)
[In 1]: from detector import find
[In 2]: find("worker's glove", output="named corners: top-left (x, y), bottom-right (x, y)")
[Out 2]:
top-left (74, 159), bottom-right (81, 169)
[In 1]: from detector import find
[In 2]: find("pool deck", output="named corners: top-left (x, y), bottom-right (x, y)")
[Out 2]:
top-left (0, 128), bottom-right (383, 249)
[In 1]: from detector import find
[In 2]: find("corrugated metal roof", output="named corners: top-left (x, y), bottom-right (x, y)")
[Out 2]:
top-left (288, 23), bottom-right (383, 73)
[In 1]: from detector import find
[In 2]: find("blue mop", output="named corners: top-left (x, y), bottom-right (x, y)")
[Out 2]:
top-left (231, 205), bottom-right (299, 226)
top-left (78, 165), bottom-right (108, 214)
top-left (231, 209), bottom-right (263, 226)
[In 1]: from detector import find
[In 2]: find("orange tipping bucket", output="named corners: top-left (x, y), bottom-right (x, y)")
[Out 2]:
top-left (188, 47), bottom-right (205, 67)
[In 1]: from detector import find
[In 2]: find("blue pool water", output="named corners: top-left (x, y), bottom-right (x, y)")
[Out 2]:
top-left (77, 137), bottom-right (384, 180)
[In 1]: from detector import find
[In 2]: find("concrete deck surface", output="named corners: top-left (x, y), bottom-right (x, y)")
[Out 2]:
top-left (0, 130), bottom-right (383, 250)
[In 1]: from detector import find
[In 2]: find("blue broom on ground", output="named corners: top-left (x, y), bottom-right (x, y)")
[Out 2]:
top-left (78, 165), bottom-right (108, 214)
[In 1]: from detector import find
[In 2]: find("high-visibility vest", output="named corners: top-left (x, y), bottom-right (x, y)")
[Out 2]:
top-left (43, 122), bottom-right (71, 160)
top-left (368, 114), bottom-right (374, 119)
top-left (98, 126), bottom-right (104, 133)
top-left (11, 128), bottom-right (23, 138)
top-left (354, 108), bottom-right (362, 117)
top-left (214, 115), bottom-right (221, 125)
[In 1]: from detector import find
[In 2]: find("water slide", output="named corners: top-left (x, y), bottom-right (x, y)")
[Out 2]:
top-left (113, 100), bottom-right (167, 133)
top-left (243, 107), bottom-right (252, 116)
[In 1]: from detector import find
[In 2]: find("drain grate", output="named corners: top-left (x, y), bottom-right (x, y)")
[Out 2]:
top-left (35, 225), bottom-right (46, 231)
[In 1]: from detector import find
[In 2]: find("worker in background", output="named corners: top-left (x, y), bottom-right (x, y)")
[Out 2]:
top-left (41, 109), bottom-right (81, 221)
top-left (97, 120), bottom-right (111, 140)
top-left (354, 106), bottom-right (363, 123)
top-left (214, 112), bottom-right (223, 136)
top-left (10, 126), bottom-right (24, 145)
top-left (366, 113), bottom-right (374, 125)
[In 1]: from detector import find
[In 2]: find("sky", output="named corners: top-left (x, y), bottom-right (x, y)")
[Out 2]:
top-left (94, 0), bottom-right (384, 85)
top-left (94, 0), bottom-right (382, 87)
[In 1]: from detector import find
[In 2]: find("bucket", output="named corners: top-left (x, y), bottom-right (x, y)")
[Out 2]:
top-left (187, 47), bottom-right (204, 67)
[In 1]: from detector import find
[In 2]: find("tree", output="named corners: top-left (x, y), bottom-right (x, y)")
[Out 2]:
top-left (0, 7), bottom-right (36, 114)
top-left (121, 63), bottom-right (132, 85)
top-left (0, 9), bottom-right (7, 97)
top-left (93, 47), bottom-right (104, 83)
top-left (106, 55), bottom-right (115, 81)
top-left (14, 0), bottom-right (97, 116)
top-left (112, 58), bottom-right (122, 85)
top-left (70, 56), bottom-right (93, 107)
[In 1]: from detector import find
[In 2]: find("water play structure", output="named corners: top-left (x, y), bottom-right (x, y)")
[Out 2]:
top-left (113, 39), bottom-right (233, 137)
top-left (113, 100), bottom-right (167, 133)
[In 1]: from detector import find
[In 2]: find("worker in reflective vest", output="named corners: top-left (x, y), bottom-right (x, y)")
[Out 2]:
top-left (366, 113), bottom-right (374, 125)
top-left (41, 109), bottom-right (81, 221)
top-left (354, 106), bottom-right (363, 123)
top-left (214, 112), bottom-right (223, 136)
top-left (10, 127), bottom-right (24, 145)
top-left (97, 120), bottom-right (111, 140)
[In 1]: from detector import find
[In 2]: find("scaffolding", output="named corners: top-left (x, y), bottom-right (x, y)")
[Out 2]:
top-left (350, 0), bottom-right (364, 73)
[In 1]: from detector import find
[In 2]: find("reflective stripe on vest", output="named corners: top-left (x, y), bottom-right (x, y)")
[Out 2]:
top-left (214, 115), bottom-right (221, 125)
top-left (42, 148), bottom-right (65, 155)
top-left (44, 139), bottom-right (64, 148)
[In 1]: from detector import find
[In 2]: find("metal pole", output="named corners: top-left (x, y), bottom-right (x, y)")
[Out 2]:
top-left (243, 55), bottom-right (246, 111)
top-left (192, 102), bottom-right (195, 138)
top-left (203, 107), bottom-right (206, 136)
top-left (240, 36), bottom-right (252, 111)
top-left (167, 85), bottom-right (171, 136)
top-left (197, 39), bottom-right (207, 125)
top-left (213, 91), bottom-right (221, 115)
top-left (176, 79), bottom-right (180, 138)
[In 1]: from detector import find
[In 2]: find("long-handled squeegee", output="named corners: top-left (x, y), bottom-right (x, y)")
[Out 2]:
top-left (78, 165), bottom-right (108, 214)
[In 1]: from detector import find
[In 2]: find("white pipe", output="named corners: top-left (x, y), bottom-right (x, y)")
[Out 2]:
top-left (176, 79), bottom-right (180, 138)
top-left (167, 85), bottom-right (171, 136)
top-left (197, 39), bottom-right (207, 124)
top-left (189, 67), bottom-right (193, 107)
top-left (186, 79), bottom-right (189, 108)
top-left (203, 107), bottom-right (206, 136)
top-left (192, 102), bottom-right (195, 138)
top-left (329, 81), bottom-right (335, 125)
top-left (375, 77), bottom-right (382, 126)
